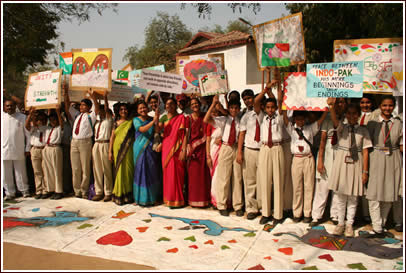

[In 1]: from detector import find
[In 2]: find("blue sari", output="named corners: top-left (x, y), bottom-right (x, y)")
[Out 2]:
top-left (133, 117), bottom-right (162, 206)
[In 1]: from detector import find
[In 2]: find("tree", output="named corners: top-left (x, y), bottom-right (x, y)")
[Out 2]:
top-left (285, 3), bottom-right (403, 63)
top-left (200, 20), bottom-right (252, 35)
top-left (181, 3), bottom-right (261, 19)
top-left (123, 12), bottom-right (192, 71)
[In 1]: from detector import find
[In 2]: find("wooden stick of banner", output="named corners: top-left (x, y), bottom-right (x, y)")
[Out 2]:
top-left (267, 68), bottom-right (271, 83)
top-left (261, 70), bottom-right (265, 91)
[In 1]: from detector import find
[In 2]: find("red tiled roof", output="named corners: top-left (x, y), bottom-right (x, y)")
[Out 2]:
top-left (181, 32), bottom-right (224, 50)
top-left (178, 31), bottom-right (251, 56)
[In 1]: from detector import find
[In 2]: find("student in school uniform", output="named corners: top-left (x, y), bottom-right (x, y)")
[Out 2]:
top-left (204, 95), bottom-right (243, 217)
top-left (91, 92), bottom-right (114, 202)
top-left (237, 89), bottom-right (261, 220)
top-left (64, 86), bottom-right (97, 199)
top-left (42, 106), bottom-right (64, 200)
top-left (255, 80), bottom-right (285, 224)
top-left (326, 99), bottom-right (372, 237)
top-left (25, 109), bottom-right (50, 199)
top-left (282, 109), bottom-right (328, 223)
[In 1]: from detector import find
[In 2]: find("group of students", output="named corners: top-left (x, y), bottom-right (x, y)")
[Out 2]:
top-left (3, 75), bottom-right (403, 238)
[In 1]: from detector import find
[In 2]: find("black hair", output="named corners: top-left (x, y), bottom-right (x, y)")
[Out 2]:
top-left (228, 99), bottom-right (241, 108)
top-left (49, 112), bottom-right (58, 120)
top-left (148, 95), bottom-right (159, 103)
top-left (242, 89), bottom-right (254, 98)
top-left (228, 90), bottom-right (240, 101)
top-left (190, 97), bottom-right (201, 106)
top-left (4, 98), bottom-right (15, 105)
top-left (81, 98), bottom-right (93, 108)
top-left (346, 103), bottom-right (361, 116)
top-left (264, 98), bottom-right (277, 106)
top-left (165, 97), bottom-right (177, 105)
top-left (380, 95), bottom-right (396, 107)
top-left (136, 100), bottom-right (148, 111)
top-left (36, 111), bottom-right (48, 120)
top-left (293, 111), bottom-right (307, 119)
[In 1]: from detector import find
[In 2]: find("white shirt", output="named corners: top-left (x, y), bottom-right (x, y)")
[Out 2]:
top-left (214, 116), bottom-right (240, 144)
top-left (2, 112), bottom-right (31, 160)
top-left (30, 125), bottom-right (48, 147)
top-left (258, 112), bottom-right (284, 145)
top-left (240, 110), bottom-right (261, 149)
top-left (69, 106), bottom-right (97, 139)
top-left (44, 125), bottom-right (62, 145)
top-left (94, 116), bottom-right (113, 141)
top-left (287, 122), bottom-right (319, 155)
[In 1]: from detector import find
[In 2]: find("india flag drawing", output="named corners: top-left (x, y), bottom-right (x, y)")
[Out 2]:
top-left (59, 52), bottom-right (73, 74)
top-left (261, 43), bottom-right (290, 67)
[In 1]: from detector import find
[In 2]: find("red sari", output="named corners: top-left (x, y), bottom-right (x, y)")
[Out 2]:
top-left (186, 113), bottom-right (211, 207)
top-left (161, 114), bottom-right (186, 207)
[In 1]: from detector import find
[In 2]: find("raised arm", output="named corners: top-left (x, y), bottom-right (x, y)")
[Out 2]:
top-left (317, 110), bottom-right (329, 128)
top-left (63, 83), bottom-right (73, 122)
top-left (138, 108), bottom-right (159, 133)
top-left (25, 107), bottom-right (34, 131)
top-left (254, 86), bottom-right (267, 115)
top-left (104, 92), bottom-right (111, 119)
top-left (203, 95), bottom-right (219, 126)
top-left (88, 88), bottom-right (100, 116)
top-left (327, 98), bottom-right (339, 128)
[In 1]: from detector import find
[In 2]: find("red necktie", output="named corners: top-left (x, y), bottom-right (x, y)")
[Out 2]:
top-left (74, 114), bottom-right (83, 135)
top-left (46, 128), bottom-right (54, 145)
top-left (96, 121), bottom-right (102, 139)
top-left (360, 113), bottom-right (366, 125)
top-left (39, 132), bottom-right (43, 143)
top-left (267, 118), bottom-right (273, 148)
top-left (228, 119), bottom-right (236, 145)
top-left (331, 130), bottom-right (338, 145)
top-left (254, 119), bottom-right (260, 142)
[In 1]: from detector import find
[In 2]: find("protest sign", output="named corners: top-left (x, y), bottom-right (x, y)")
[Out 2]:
top-left (198, 71), bottom-right (229, 96)
top-left (306, 61), bottom-right (364, 98)
top-left (108, 84), bottom-right (134, 102)
top-left (334, 38), bottom-right (401, 94)
top-left (138, 69), bottom-right (185, 94)
top-left (25, 69), bottom-right (62, 109)
top-left (112, 70), bottom-right (131, 86)
top-left (176, 54), bottom-right (225, 93)
top-left (129, 64), bottom-right (165, 94)
top-left (392, 45), bottom-right (403, 96)
top-left (283, 72), bottom-right (328, 111)
top-left (59, 52), bottom-right (73, 75)
top-left (252, 12), bottom-right (305, 70)
top-left (70, 48), bottom-right (112, 92)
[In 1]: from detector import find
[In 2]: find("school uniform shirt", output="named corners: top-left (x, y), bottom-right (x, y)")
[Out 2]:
top-left (94, 116), bottom-right (113, 141)
top-left (44, 125), bottom-right (62, 145)
top-left (240, 110), bottom-right (261, 149)
top-left (2, 112), bottom-right (31, 160)
top-left (286, 122), bottom-right (319, 155)
top-left (30, 125), bottom-right (48, 147)
top-left (214, 116), bottom-right (240, 144)
top-left (69, 106), bottom-right (97, 140)
top-left (258, 112), bottom-right (284, 145)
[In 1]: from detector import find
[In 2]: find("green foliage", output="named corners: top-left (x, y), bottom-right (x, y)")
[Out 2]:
top-left (181, 3), bottom-right (261, 19)
top-left (285, 3), bottom-right (403, 63)
top-left (123, 12), bottom-right (192, 71)
top-left (201, 20), bottom-right (252, 35)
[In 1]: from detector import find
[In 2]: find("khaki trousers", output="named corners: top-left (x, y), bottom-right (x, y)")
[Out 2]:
top-left (92, 142), bottom-right (113, 195)
top-left (71, 138), bottom-right (93, 196)
top-left (43, 146), bottom-right (63, 193)
top-left (291, 155), bottom-right (315, 218)
top-left (242, 147), bottom-right (260, 213)
top-left (216, 145), bottom-right (243, 211)
top-left (30, 147), bottom-right (47, 194)
top-left (282, 141), bottom-right (293, 210)
top-left (257, 145), bottom-right (284, 219)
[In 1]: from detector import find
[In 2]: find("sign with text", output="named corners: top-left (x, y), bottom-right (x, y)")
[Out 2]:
top-left (306, 61), bottom-right (364, 98)
top-left (108, 84), bottom-right (134, 102)
top-left (25, 69), bottom-right (62, 109)
top-left (138, 69), bottom-right (185, 94)
top-left (129, 64), bottom-right (165, 94)
top-left (198, 71), bottom-right (229, 96)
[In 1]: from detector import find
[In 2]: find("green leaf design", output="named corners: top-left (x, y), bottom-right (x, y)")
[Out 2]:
top-left (142, 219), bottom-right (152, 223)
top-left (77, 223), bottom-right (93, 229)
top-left (158, 237), bottom-right (170, 242)
top-left (244, 232), bottom-right (256, 237)
top-left (347, 263), bottom-right (367, 270)
top-left (184, 236), bottom-right (196, 242)
top-left (221, 245), bottom-right (230, 250)
top-left (302, 266), bottom-right (318, 270)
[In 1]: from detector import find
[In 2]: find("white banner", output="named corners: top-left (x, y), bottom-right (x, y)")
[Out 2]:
top-left (139, 69), bottom-right (185, 94)
top-left (25, 69), bottom-right (62, 109)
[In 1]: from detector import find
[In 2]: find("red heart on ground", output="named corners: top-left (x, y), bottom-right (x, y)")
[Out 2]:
top-left (55, 206), bottom-right (62, 209)
top-left (164, 226), bottom-right (172, 230)
top-left (248, 264), bottom-right (265, 270)
top-left (318, 254), bottom-right (334, 262)
top-left (96, 230), bottom-right (133, 246)
top-left (264, 256), bottom-right (272, 260)
top-left (278, 247), bottom-right (293, 255)
top-left (136, 227), bottom-right (148, 233)
top-left (272, 239), bottom-right (279, 242)
top-left (191, 220), bottom-right (200, 224)
top-left (3, 210), bottom-right (7, 213)
top-left (204, 240), bottom-right (214, 245)
top-left (294, 259), bottom-right (305, 264)
top-left (166, 248), bottom-right (178, 253)
top-left (189, 245), bottom-right (198, 249)
top-left (228, 239), bottom-right (237, 243)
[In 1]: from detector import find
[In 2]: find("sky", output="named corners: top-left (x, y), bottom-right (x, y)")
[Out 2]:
top-left (57, 2), bottom-right (288, 70)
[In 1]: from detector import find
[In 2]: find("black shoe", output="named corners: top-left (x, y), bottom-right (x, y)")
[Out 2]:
top-left (284, 210), bottom-right (293, 219)
top-left (235, 210), bottom-right (244, 217)
top-left (260, 216), bottom-right (271, 225)
top-left (34, 194), bottom-right (42, 199)
top-left (394, 224), bottom-right (403, 232)
top-left (309, 220), bottom-right (320, 227)
top-left (219, 210), bottom-right (229, 216)
top-left (273, 218), bottom-right (284, 225)
top-left (303, 217), bottom-right (312, 223)
top-left (247, 212), bottom-right (258, 220)
top-left (75, 193), bottom-right (82, 198)
top-left (41, 192), bottom-right (53, 199)
top-left (330, 218), bottom-right (338, 225)
top-left (292, 217), bottom-right (301, 223)
top-left (53, 193), bottom-right (63, 200)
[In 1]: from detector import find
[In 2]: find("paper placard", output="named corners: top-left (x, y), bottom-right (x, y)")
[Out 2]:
top-left (306, 61), bottom-right (364, 98)
top-left (139, 69), bottom-right (184, 94)
top-left (129, 64), bottom-right (165, 94)
top-left (392, 46), bottom-right (403, 96)
top-left (108, 84), bottom-right (135, 102)
top-left (198, 71), bottom-right (229, 96)
top-left (25, 69), bottom-right (62, 109)
top-left (83, 48), bottom-right (98, 52)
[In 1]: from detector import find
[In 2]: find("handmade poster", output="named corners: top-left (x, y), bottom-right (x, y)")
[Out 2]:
top-left (283, 72), bottom-right (328, 111)
top-left (59, 52), bottom-right (73, 75)
top-left (391, 45), bottom-right (403, 96)
top-left (108, 84), bottom-right (134, 102)
top-left (25, 69), bottom-right (62, 109)
top-left (138, 69), bottom-right (185, 94)
top-left (70, 48), bottom-right (112, 92)
top-left (252, 12), bottom-right (305, 70)
top-left (198, 71), bottom-right (229, 96)
top-left (129, 65), bottom-right (165, 94)
top-left (112, 70), bottom-right (131, 86)
top-left (176, 54), bottom-right (225, 93)
top-left (334, 38), bottom-right (402, 94)
top-left (306, 61), bottom-right (364, 98)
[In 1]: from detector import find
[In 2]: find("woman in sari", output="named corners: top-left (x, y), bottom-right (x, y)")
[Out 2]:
top-left (133, 101), bottom-right (162, 206)
top-left (186, 98), bottom-right (211, 207)
top-left (109, 103), bottom-right (134, 205)
top-left (159, 98), bottom-right (187, 208)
